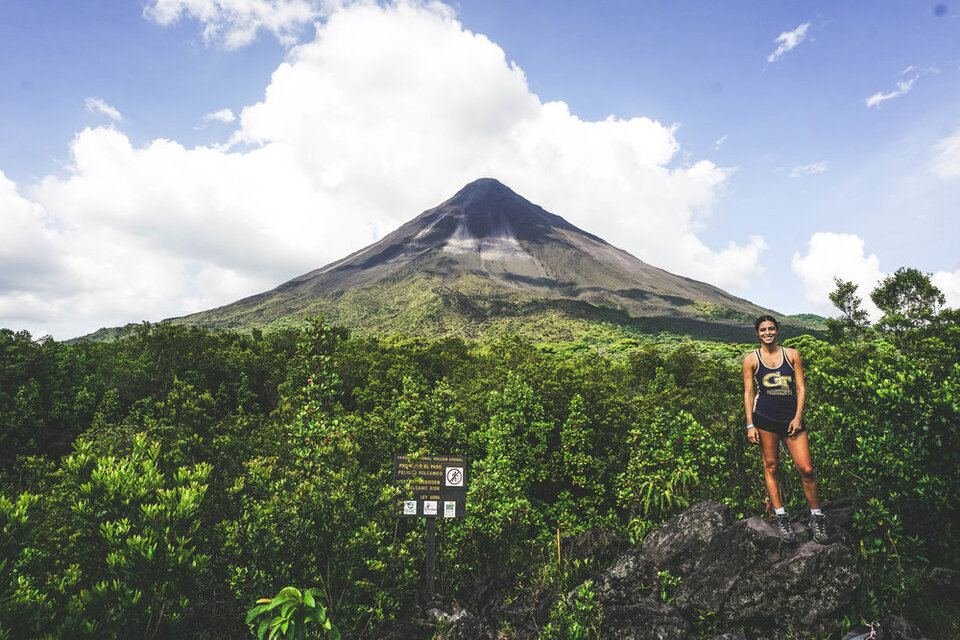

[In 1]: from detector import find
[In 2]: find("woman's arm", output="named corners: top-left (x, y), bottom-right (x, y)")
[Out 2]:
top-left (742, 354), bottom-right (759, 444)
top-left (788, 347), bottom-right (806, 435)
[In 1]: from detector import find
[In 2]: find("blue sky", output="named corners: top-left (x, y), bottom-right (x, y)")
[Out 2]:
top-left (2, 1), bottom-right (958, 338)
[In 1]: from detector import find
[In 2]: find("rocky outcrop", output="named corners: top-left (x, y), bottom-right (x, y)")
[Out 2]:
top-left (594, 501), bottom-right (860, 639)
top-left (430, 500), bottom-right (932, 639)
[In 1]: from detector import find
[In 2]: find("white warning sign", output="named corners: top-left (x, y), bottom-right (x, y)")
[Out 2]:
top-left (403, 500), bottom-right (417, 515)
top-left (444, 501), bottom-right (456, 518)
top-left (423, 500), bottom-right (438, 516)
top-left (445, 466), bottom-right (464, 487)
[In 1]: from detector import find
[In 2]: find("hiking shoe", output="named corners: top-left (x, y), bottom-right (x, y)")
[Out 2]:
top-left (809, 513), bottom-right (828, 543)
top-left (775, 513), bottom-right (796, 543)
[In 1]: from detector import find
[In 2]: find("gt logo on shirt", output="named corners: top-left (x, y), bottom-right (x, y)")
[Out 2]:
top-left (762, 373), bottom-right (792, 390)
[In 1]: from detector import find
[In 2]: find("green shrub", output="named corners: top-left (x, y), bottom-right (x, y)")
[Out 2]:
top-left (246, 586), bottom-right (340, 640)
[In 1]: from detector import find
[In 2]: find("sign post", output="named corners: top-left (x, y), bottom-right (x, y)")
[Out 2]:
top-left (394, 454), bottom-right (467, 601)
top-left (426, 518), bottom-right (436, 597)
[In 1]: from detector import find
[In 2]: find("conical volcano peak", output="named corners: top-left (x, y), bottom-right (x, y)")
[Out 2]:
top-left (449, 177), bottom-right (516, 199)
top-left (443, 177), bottom-right (530, 215)
top-left (171, 178), bottom-right (774, 343)
top-left (432, 177), bottom-right (569, 244)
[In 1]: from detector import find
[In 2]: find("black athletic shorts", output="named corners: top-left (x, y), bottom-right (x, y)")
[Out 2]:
top-left (753, 412), bottom-right (805, 438)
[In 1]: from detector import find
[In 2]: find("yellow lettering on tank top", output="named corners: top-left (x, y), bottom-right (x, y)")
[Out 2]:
top-left (762, 373), bottom-right (793, 395)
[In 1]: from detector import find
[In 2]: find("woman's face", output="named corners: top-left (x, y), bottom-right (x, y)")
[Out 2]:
top-left (757, 320), bottom-right (778, 345)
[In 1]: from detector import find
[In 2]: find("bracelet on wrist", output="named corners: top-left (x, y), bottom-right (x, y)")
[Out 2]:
top-left (745, 424), bottom-right (755, 430)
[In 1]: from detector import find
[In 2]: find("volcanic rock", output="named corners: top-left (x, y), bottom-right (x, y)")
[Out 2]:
top-left (594, 501), bottom-right (860, 638)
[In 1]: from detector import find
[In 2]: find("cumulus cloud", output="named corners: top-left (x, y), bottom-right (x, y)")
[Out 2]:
top-left (0, 171), bottom-right (65, 293)
top-left (789, 161), bottom-right (828, 178)
top-left (932, 269), bottom-right (960, 308)
top-left (203, 108), bottom-right (237, 123)
top-left (793, 232), bottom-right (960, 317)
top-left (767, 22), bottom-right (810, 63)
top-left (2, 1), bottom-right (763, 338)
top-left (85, 97), bottom-right (122, 121)
top-left (792, 233), bottom-right (884, 318)
top-left (144, 0), bottom-right (333, 48)
top-left (930, 128), bottom-right (960, 179)
top-left (865, 69), bottom-right (919, 108)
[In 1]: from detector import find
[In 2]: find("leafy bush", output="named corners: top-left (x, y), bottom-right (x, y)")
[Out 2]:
top-left (540, 579), bottom-right (601, 640)
top-left (246, 586), bottom-right (340, 640)
top-left (0, 274), bottom-right (956, 638)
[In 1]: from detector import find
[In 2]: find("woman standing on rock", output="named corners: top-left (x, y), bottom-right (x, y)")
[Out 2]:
top-left (742, 315), bottom-right (828, 543)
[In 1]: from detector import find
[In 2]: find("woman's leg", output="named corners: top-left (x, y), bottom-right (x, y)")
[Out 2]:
top-left (758, 429), bottom-right (784, 509)
top-left (784, 431), bottom-right (821, 509)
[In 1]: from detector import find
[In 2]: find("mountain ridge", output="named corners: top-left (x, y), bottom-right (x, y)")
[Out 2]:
top-left (162, 178), bottom-right (799, 341)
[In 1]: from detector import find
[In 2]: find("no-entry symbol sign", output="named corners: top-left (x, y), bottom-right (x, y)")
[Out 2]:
top-left (445, 466), bottom-right (464, 487)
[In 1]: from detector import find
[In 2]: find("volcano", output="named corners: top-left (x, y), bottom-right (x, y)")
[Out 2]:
top-left (174, 178), bottom-right (779, 340)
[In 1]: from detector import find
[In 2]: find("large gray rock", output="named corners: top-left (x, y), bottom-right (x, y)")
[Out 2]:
top-left (674, 516), bottom-right (859, 633)
top-left (429, 501), bottom-right (929, 640)
top-left (594, 501), bottom-right (861, 639)
top-left (640, 501), bottom-right (735, 577)
top-left (600, 595), bottom-right (690, 640)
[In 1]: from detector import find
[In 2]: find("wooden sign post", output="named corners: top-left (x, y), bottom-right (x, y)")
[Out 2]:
top-left (394, 454), bottom-right (467, 600)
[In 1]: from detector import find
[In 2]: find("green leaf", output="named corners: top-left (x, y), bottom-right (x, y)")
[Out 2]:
top-left (276, 586), bottom-right (301, 600)
top-left (246, 603), bottom-right (271, 624)
top-left (257, 618), bottom-right (271, 640)
top-left (280, 602), bottom-right (297, 619)
top-left (261, 596), bottom-right (287, 613)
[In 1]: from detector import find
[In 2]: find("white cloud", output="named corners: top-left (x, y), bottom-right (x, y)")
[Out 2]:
top-left (203, 108), bottom-right (237, 123)
top-left (767, 22), bottom-right (810, 63)
top-left (865, 71), bottom-right (918, 108)
top-left (930, 128), bottom-right (960, 179)
top-left (0, 171), bottom-right (65, 293)
top-left (792, 232), bottom-right (884, 318)
top-left (84, 97), bottom-right (122, 121)
top-left (792, 233), bottom-right (960, 316)
top-left (2, 1), bottom-right (763, 338)
top-left (789, 161), bottom-right (828, 178)
top-left (714, 134), bottom-right (727, 150)
top-left (144, 0), bottom-right (333, 48)
top-left (231, 2), bottom-right (758, 288)
top-left (932, 269), bottom-right (960, 309)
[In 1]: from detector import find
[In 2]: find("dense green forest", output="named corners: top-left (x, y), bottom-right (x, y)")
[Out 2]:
top-left (1, 269), bottom-right (958, 639)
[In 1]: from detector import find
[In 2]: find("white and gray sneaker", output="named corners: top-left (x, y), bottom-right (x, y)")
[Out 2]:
top-left (775, 513), bottom-right (797, 543)
top-left (809, 513), bottom-right (828, 543)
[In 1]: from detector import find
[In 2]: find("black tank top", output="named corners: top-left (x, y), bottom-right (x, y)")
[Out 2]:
top-left (753, 347), bottom-right (797, 423)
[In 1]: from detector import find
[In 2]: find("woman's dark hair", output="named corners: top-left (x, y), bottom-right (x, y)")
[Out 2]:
top-left (754, 315), bottom-right (779, 332)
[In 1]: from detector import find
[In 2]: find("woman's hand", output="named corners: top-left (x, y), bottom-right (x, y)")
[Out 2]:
top-left (787, 418), bottom-right (802, 436)
top-left (746, 426), bottom-right (760, 444)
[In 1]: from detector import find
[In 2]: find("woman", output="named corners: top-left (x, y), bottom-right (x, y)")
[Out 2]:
top-left (742, 315), bottom-right (827, 543)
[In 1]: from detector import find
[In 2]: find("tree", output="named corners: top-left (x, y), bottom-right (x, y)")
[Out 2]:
top-left (2, 435), bottom-right (213, 639)
top-left (871, 268), bottom-right (945, 338)
top-left (827, 278), bottom-right (870, 341)
top-left (555, 394), bottom-right (605, 532)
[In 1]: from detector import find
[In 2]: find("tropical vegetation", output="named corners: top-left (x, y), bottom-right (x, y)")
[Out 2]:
top-left (0, 268), bottom-right (956, 638)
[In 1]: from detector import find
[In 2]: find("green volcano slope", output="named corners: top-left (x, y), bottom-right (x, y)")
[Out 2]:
top-left (170, 178), bottom-right (814, 342)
